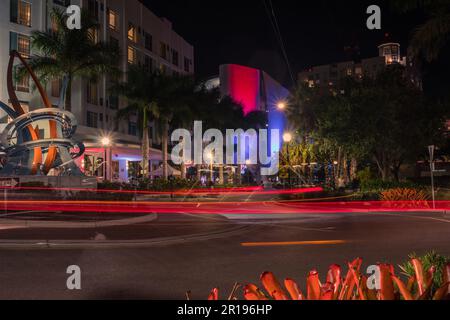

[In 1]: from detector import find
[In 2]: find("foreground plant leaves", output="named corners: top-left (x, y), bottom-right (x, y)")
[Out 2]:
top-left (260, 272), bottom-right (289, 300)
top-left (243, 284), bottom-right (267, 300)
top-left (284, 278), bottom-right (304, 300)
top-left (206, 257), bottom-right (450, 301)
top-left (208, 288), bottom-right (219, 300)
top-left (379, 264), bottom-right (395, 300)
top-left (306, 270), bottom-right (321, 300)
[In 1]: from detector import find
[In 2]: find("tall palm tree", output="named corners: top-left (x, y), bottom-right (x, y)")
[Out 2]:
top-left (112, 65), bottom-right (160, 178)
top-left (18, 8), bottom-right (119, 111)
top-left (391, 0), bottom-right (450, 62)
top-left (113, 66), bottom-right (196, 180)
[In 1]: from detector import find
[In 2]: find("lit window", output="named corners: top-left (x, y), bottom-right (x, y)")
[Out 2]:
top-left (108, 10), bottom-right (119, 31)
top-left (11, 0), bottom-right (31, 27)
top-left (128, 23), bottom-right (137, 42)
top-left (127, 46), bottom-right (137, 64)
top-left (10, 33), bottom-right (31, 58)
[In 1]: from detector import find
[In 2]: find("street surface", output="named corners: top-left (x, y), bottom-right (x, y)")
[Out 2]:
top-left (0, 208), bottom-right (449, 299)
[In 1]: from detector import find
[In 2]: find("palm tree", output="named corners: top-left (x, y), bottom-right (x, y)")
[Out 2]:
top-left (391, 0), bottom-right (450, 62)
top-left (153, 75), bottom-right (197, 180)
top-left (113, 66), bottom-right (196, 180)
top-left (112, 65), bottom-right (160, 178)
top-left (18, 8), bottom-right (119, 111)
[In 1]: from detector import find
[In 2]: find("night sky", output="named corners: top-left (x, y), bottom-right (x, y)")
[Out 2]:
top-left (142, 0), bottom-right (425, 87)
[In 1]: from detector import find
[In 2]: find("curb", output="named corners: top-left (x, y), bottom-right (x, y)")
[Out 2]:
top-left (0, 213), bottom-right (158, 229)
top-left (0, 224), bottom-right (252, 248)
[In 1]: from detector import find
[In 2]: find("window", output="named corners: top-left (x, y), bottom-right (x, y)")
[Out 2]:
top-left (10, 0), bottom-right (32, 27)
top-left (88, 0), bottom-right (99, 19)
top-left (10, 32), bottom-right (30, 58)
top-left (86, 111), bottom-right (98, 128)
top-left (144, 32), bottom-right (152, 51)
top-left (160, 42), bottom-right (168, 60)
top-left (128, 23), bottom-right (137, 42)
top-left (110, 36), bottom-right (119, 51)
top-left (86, 80), bottom-right (98, 105)
top-left (108, 9), bottom-right (119, 31)
top-left (160, 63), bottom-right (167, 74)
top-left (53, 0), bottom-right (71, 6)
top-left (127, 46), bottom-right (137, 64)
top-left (51, 79), bottom-right (62, 97)
top-left (172, 50), bottom-right (179, 67)
top-left (109, 95), bottom-right (119, 110)
top-left (128, 122), bottom-right (137, 136)
top-left (144, 55), bottom-right (153, 72)
top-left (184, 57), bottom-right (190, 73)
top-left (13, 65), bottom-right (29, 92)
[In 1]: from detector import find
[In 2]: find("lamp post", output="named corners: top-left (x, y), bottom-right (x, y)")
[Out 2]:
top-left (428, 145), bottom-right (436, 209)
top-left (283, 132), bottom-right (293, 188)
top-left (101, 136), bottom-right (111, 181)
top-left (207, 152), bottom-right (214, 183)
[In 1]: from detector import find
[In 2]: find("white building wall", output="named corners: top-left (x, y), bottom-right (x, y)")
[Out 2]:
top-left (0, 0), bottom-right (195, 144)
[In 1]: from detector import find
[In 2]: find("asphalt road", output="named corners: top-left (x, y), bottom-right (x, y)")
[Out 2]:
top-left (0, 211), bottom-right (449, 299)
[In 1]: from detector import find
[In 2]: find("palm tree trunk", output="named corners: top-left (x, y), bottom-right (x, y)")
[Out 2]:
top-left (180, 137), bottom-right (186, 179)
top-left (64, 74), bottom-right (72, 111)
top-left (162, 119), bottom-right (169, 180)
top-left (181, 163), bottom-right (186, 179)
top-left (219, 165), bottom-right (224, 185)
top-left (196, 164), bottom-right (201, 182)
top-left (141, 107), bottom-right (149, 179)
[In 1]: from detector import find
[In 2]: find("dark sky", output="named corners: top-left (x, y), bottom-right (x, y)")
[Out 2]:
top-left (142, 0), bottom-right (424, 87)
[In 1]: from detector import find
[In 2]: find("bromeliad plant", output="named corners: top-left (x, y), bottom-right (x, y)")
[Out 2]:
top-left (380, 188), bottom-right (430, 208)
top-left (202, 258), bottom-right (450, 300)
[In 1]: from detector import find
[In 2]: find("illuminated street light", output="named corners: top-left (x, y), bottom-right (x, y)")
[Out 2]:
top-left (277, 101), bottom-right (287, 110)
top-left (283, 132), bottom-right (293, 143)
top-left (101, 136), bottom-right (111, 147)
top-left (282, 132), bottom-right (293, 188)
top-left (100, 136), bottom-right (112, 181)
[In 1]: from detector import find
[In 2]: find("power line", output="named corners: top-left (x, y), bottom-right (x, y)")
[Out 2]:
top-left (262, 0), bottom-right (296, 87)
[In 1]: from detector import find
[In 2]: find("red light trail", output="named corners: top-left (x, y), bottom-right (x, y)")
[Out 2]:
top-left (0, 200), bottom-right (446, 215)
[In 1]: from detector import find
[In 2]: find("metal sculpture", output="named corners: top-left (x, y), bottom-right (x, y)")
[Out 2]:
top-left (0, 51), bottom-right (84, 176)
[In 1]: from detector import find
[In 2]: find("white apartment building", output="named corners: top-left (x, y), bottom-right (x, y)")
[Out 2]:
top-left (0, 0), bottom-right (195, 182)
top-left (298, 42), bottom-right (409, 90)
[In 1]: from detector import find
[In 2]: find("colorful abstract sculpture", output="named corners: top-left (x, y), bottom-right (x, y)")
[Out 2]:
top-left (0, 51), bottom-right (84, 176)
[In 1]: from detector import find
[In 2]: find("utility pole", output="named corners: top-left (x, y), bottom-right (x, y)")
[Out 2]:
top-left (428, 145), bottom-right (436, 210)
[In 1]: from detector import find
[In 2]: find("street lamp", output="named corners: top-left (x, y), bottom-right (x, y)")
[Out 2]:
top-left (428, 145), bottom-right (436, 209)
top-left (207, 152), bottom-right (214, 183)
top-left (277, 101), bottom-right (287, 111)
top-left (101, 136), bottom-right (112, 181)
top-left (283, 132), bottom-right (293, 188)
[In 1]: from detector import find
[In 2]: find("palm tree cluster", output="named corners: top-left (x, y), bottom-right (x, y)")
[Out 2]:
top-left (17, 8), bottom-right (120, 111)
top-left (18, 8), bottom-right (266, 183)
